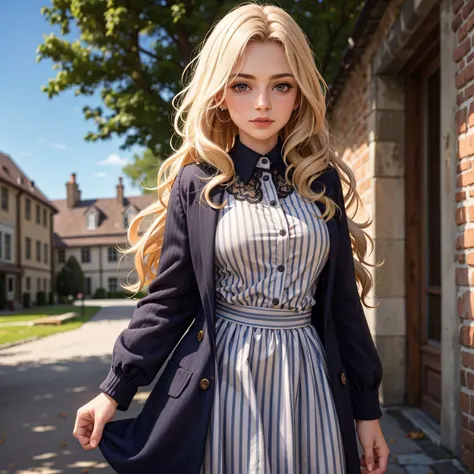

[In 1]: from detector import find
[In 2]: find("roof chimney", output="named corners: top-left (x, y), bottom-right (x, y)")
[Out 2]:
top-left (66, 173), bottom-right (81, 208)
top-left (116, 176), bottom-right (124, 206)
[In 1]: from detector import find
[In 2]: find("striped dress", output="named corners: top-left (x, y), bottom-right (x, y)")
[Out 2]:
top-left (200, 144), bottom-right (345, 474)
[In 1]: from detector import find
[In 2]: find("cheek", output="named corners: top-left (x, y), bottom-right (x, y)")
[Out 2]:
top-left (225, 95), bottom-right (250, 115)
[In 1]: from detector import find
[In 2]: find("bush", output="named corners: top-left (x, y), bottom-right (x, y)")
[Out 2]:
top-left (56, 256), bottom-right (84, 298)
top-left (107, 290), bottom-right (125, 299)
top-left (36, 291), bottom-right (47, 306)
top-left (93, 287), bottom-right (107, 299)
top-left (57, 294), bottom-right (69, 304)
top-left (48, 292), bottom-right (54, 305)
top-left (22, 292), bottom-right (31, 308)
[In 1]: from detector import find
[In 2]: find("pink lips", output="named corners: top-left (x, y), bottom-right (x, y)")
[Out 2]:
top-left (250, 118), bottom-right (274, 128)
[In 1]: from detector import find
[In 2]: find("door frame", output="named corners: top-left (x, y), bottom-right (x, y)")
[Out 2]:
top-left (405, 27), bottom-right (440, 410)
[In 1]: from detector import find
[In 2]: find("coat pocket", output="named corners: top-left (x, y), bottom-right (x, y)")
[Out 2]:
top-left (159, 359), bottom-right (193, 398)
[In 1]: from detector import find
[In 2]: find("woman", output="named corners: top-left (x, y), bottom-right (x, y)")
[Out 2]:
top-left (73, 3), bottom-right (389, 473)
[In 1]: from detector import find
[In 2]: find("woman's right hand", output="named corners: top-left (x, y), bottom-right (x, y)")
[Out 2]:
top-left (73, 392), bottom-right (118, 450)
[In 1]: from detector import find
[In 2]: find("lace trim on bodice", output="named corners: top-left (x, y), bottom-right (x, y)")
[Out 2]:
top-left (227, 167), bottom-right (294, 204)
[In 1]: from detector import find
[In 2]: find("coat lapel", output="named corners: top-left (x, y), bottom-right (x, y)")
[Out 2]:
top-left (197, 170), bottom-right (338, 326)
top-left (198, 185), bottom-right (225, 321)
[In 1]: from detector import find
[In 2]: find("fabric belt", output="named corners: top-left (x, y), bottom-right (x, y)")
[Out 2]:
top-left (215, 300), bottom-right (312, 329)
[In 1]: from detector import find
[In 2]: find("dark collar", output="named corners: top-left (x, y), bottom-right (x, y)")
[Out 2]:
top-left (229, 135), bottom-right (287, 183)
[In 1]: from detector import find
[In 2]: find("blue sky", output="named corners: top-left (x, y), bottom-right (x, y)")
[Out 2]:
top-left (0, 1), bottom-right (144, 200)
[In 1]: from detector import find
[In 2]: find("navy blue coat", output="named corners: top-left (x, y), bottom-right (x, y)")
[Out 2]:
top-left (98, 163), bottom-right (383, 474)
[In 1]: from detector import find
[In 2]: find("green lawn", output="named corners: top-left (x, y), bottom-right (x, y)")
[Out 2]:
top-left (0, 305), bottom-right (101, 345)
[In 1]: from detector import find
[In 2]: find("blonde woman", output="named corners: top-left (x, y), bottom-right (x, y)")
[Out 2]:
top-left (73, 3), bottom-right (389, 473)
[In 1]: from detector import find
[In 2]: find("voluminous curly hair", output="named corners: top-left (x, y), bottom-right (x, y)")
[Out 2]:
top-left (122, 2), bottom-right (375, 306)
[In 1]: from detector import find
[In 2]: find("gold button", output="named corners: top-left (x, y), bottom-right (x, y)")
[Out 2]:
top-left (200, 378), bottom-right (210, 390)
top-left (341, 372), bottom-right (347, 386)
top-left (197, 330), bottom-right (204, 342)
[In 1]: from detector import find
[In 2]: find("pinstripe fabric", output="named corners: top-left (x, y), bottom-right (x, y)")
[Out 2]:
top-left (200, 153), bottom-right (345, 473)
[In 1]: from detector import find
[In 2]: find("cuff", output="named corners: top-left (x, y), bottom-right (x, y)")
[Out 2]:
top-left (351, 389), bottom-right (382, 420)
top-left (99, 369), bottom-right (138, 411)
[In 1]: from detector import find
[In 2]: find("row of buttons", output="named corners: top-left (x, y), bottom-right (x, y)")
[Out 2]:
top-left (260, 157), bottom-right (279, 207)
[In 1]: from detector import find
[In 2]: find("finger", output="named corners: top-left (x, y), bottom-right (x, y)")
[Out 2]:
top-left (73, 410), bottom-right (93, 437)
top-left (73, 420), bottom-right (93, 442)
top-left (374, 449), bottom-right (389, 473)
top-left (90, 418), bottom-right (106, 448)
top-left (363, 445), bottom-right (375, 472)
top-left (76, 433), bottom-right (92, 449)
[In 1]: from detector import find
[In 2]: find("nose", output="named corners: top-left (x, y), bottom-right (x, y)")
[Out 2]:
top-left (255, 89), bottom-right (271, 111)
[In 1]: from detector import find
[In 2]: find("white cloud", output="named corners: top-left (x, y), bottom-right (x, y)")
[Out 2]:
top-left (94, 172), bottom-right (107, 178)
top-left (38, 139), bottom-right (68, 150)
top-left (99, 154), bottom-right (128, 166)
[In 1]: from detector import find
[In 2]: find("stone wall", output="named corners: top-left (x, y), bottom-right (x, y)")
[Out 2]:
top-left (329, 0), bottom-right (407, 407)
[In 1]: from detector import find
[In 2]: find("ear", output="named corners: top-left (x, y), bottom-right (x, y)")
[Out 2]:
top-left (215, 91), bottom-right (227, 109)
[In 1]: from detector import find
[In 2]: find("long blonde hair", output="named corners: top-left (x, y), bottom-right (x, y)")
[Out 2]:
top-left (123, 2), bottom-right (375, 306)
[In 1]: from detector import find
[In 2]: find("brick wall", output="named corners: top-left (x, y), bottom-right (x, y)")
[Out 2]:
top-left (330, 1), bottom-right (405, 214)
top-left (331, 0), bottom-right (474, 467)
top-left (453, 0), bottom-right (474, 467)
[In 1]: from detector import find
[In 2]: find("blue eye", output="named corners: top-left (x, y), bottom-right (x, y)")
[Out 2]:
top-left (275, 83), bottom-right (292, 92)
top-left (230, 82), bottom-right (294, 94)
top-left (231, 83), bottom-right (250, 93)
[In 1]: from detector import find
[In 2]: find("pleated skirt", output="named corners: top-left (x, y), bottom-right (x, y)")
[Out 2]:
top-left (200, 300), bottom-right (346, 474)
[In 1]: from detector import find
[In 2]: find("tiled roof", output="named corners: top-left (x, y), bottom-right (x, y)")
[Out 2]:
top-left (52, 194), bottom-right (154, 248)
top-left (0, 152), bottom-right (58, 211)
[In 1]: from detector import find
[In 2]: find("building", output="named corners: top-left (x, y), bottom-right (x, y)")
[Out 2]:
top-left (52, 173), bottom-right (153, 297)
top-left (328, 0), bottom-right (473, 466)
top-left (0, 152), bottom-right (57, 309)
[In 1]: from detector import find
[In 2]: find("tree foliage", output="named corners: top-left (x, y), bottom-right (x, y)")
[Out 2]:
top-left (56, 256), bottom-right (85, 298)
top-left (38, 0), bottom-right (363, 189)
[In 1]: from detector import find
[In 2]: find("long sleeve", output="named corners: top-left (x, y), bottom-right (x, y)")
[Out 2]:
top-left (331, 169), bottom-right (383, 420)
top-left (99, 166), bottom-right (200, 411)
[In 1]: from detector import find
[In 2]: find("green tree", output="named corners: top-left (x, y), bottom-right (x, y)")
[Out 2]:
top-left (56, 256), bottom-right (85, 298)
top-left (38, 0), bottom-right (363, 189)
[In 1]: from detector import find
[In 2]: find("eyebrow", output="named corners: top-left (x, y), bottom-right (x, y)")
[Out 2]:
top-left (229, 73), bottom-right (295, 80)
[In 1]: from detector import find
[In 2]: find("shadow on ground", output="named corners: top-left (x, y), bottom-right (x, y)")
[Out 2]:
top-left (0, 303), bottom-right (143, 473)
top-left (0, 354), bottom-right (150, 474)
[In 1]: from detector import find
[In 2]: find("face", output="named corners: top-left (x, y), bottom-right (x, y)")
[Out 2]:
top-left (219, 41), bottom-right (300, 154)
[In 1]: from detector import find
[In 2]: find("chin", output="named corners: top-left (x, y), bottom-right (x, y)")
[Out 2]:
top-left (240, 127), bottom-right (281, 139)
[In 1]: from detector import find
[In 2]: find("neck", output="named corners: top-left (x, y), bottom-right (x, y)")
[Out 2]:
top-left (238, 131), bottom-right (279, 155)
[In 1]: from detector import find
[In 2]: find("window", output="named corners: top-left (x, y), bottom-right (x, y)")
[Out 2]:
top-left (36, 240), bottom-right (41, 262)
top-left (43, 209), bottom-right (47, 228)
top-left (7, 278), bottom-right (13, 292)
top-left (25, 199), bottom-right (31, 220)
top-left (37, 278), bottom-right (40, 292)
top-left (4, 234), bottom-right (11, 261)
top-left (87, 213), bottom-right (97, 230)
top-left (81, 247), bottom-right (91, 263)
top-left (1, 187), bottom-right (8, 211)
top-left (44, 243), bottom-right (49, 264)
top-left (108, 277), bottom-right (118, 292)
top-left (0, 231), bottom-right (2, 259)
top-left (43, 278), bottom-right (47, 291)
top-left (25, 237), bottom-right (31, 260)
top-left (85, 277), bottom-right (92, 295)
top-left (58, 249), bottom-right (65, 264)
top-left (36, 204), bottom-right (41, 224)
top-left (108, 247), bottom-right (118, 263)
top-left (123, 209), bottom-right (136, 228)
top-left (26, 277), bottom-right (31, 291)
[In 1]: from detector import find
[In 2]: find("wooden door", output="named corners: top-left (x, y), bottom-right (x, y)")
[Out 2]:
top-left (405, 26), bottom-right (442, 423)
